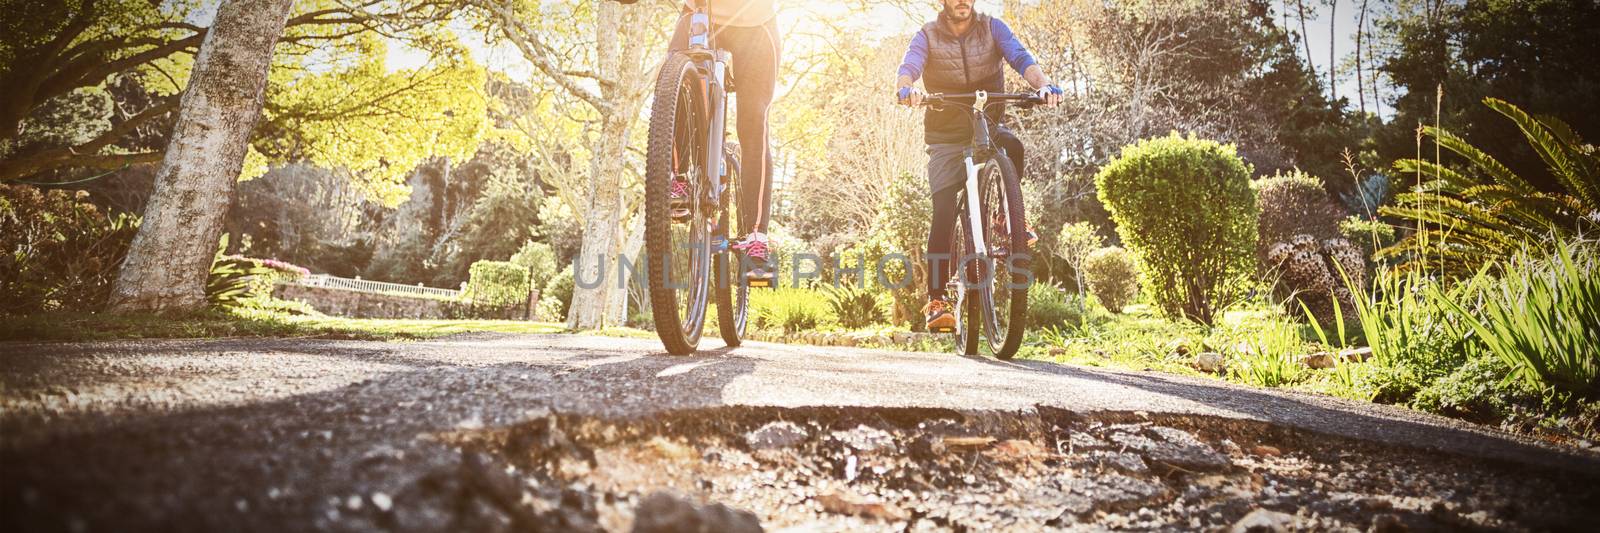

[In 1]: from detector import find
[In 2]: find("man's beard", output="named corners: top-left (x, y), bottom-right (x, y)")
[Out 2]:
top-left (945, 3), bottom-right (973, 21)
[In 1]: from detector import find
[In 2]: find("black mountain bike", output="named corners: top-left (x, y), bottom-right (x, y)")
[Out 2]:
top-left (644, 1), bottom-right (751, 355)
top-left (916, 90), bottom-right (1038, 359)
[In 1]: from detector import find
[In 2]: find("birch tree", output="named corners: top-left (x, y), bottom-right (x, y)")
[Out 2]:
top-left (109, 0), bottom-right (295, 312)
top-left (472, 0), bottom-right (672, 329)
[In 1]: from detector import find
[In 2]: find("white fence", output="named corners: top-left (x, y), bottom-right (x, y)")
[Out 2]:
top-left (296, 274), bottom-right (461, 299)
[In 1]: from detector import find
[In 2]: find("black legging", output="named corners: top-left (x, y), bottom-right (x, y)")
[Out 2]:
top-left (668, 14), bottom-right (780, 235)
top-left (927, 131), bottom-right (1024, 300)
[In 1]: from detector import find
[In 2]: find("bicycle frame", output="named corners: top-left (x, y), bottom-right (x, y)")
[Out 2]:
top-left (683, 2), bottom-right (731, 209)
top-left (932, 90), bottom-right (1035, 267)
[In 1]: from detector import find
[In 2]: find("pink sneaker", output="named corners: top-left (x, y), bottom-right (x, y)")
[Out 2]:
top-left (732, 233), bottom-right (775, 286)
top-left (668, 180), bottom-right (691, 220)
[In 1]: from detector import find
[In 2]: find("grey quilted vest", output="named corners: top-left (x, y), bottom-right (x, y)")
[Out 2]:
top-left (919, 11), bottom-right (1007, 144)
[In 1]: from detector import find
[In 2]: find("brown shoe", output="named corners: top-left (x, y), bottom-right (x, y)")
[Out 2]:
top-left (923, 297), bottom-right (957, 332)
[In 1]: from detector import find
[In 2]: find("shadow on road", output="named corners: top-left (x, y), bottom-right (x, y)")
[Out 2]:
top-left (0, 334), bottom-right (764, 532)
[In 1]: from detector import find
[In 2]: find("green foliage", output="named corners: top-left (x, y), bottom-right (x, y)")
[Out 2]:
top-left (1374, 0), bottom-right (1600, 199)
top-left (1338, 215), bottom-right (1396, 260)
top-left (1384, 98), bottom-right (1600, 276)
top-left (822, 285), bottom-right (887, 329)
top-left (875, 171), bottom-right (932, 328)
top-left (544, 266), bottom-right (576, 321)
top-left (431, 143), bottom-right (544, 285)
top-left (1437, 242), bottom-right (1600, 397)
top-left (751, 288), bottom-right (834, 334)
top-left (1252, 170), bottom-right (1346, 255)
top-left (1027, 281), bottom-right (1089, 331)
top-left (1096, 134), bottom-right (1259, 325)
top-left (1083, 247), bottom-right (1139, 313)
top-left (461, 261), bottom-right (531, 307)
top-left (0, 184), bottom-right (139, 314)
top-left (1230, 320), bottom-right (1307, 388)
top-left (208, 257), bottom-right (273, 309)
top-left (235, 295), bottom-right (323, 318)
top-left (1054, 221), bottom-right (1103, 294)
top-left (1410, 356), bottom-right (1534, 422)
top-left (1346, 269), bottom-right (1485, 403)
top-left (258, 32), bottom-right (495, 198)
top-left (511, 240), bottom-right (559, 291)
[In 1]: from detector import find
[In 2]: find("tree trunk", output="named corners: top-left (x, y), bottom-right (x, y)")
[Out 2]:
top-left (108, 0), bottom-right (294, 313)
top-left (563, 1), bottom-right (657, 330)
top-left (567, 115), bottom-right (629, 329)
top-left (1295, 0), bottom-right (1317, 93)
top-left (1328, 0), bottom-right (1338, 104)
top-left (1356, 0), bottom-right (1368, 115)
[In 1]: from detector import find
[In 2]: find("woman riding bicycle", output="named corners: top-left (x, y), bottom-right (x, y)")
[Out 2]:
top-left (661, 0), bottom-right (782, 285)
top-left (895, 0), bottom-right (1063, 331)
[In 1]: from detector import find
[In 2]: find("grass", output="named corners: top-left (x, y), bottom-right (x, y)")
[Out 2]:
top-left (1, 307), bottom-right (566, 343)
top-left (1019, 302), bottom-right (1344, 390)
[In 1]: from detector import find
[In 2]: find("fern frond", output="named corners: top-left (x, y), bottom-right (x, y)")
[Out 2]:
top-left (1394, 158), bottom-right (1479, 191)
top-left (1423, 125), bottom-right (1531, 194)
top-left (1485, 98), bottom-right (1587, 203)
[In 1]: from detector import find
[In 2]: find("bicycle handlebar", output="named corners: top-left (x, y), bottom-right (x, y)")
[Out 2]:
top-left (909, 91), bottom-right (1044, 109)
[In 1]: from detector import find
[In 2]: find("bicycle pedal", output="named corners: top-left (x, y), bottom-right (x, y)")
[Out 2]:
top-left (930, 326), bottom-right (957, 334)
top-left (747, 278), bottom-right (774, 288)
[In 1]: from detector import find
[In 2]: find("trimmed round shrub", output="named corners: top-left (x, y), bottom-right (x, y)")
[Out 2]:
top-left (1095, 134), bottom-right (1258, 325)
top-left (1252, 171), bottom-right (1346, 259)
top-left (462, 260), bottom-right (531, 307)
top-left (1083, 247), bottom-right (1138, 313)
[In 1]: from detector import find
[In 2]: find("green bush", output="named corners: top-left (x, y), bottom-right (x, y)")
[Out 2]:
top-left (1095, 134), bottom-right (1259, 324)
top-left (1054, 221), bottom-right (1103, 295)
top-left (1083, 247), bottom-right (1138, 313)
top-left (0, 184), bottom-right (140, 315)
top-left (462, 261), bottom-right (531, 307)
top-left (1027, 281), bottom-right (1087, 330)
top-left (1338, 215), bottom-right (1396, 260)
top-left (750, 288), bottom-right (833, 334)
top-left (510, 240), bottom-right (559, 291)
top-left (1252, 171), bottom-right (1346, 257)
top-left (1411, 356), bottom-right (1534, 422)
top-left (875, 171), bottom-right (932, 328)
top-left (1439, 242), bottom-right (1600, 397)
top-left (822, 285), bottom-right (887, 329)
top-left (545, 266), bottom-right (575, 321)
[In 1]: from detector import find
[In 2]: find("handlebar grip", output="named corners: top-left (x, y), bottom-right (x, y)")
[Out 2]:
top-left (897, 87), bottom-right (911, 104)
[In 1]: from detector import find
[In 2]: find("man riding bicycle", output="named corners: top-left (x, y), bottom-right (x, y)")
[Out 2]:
top-left (895, 0), bottom-right (1063, 331)
top-left (659, 0), bottom-right (782, 284)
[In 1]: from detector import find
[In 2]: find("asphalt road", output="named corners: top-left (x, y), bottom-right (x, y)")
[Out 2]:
top-left (3, 333), bottom-right (1597, 531)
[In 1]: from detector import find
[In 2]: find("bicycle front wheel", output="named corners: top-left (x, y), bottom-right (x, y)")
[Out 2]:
top-left (645, 53), bottom-right (713, 355)
top-left (976, 152), bottom-right (1029, 359)
top-left (952, 200), bottom-right (982, 356)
